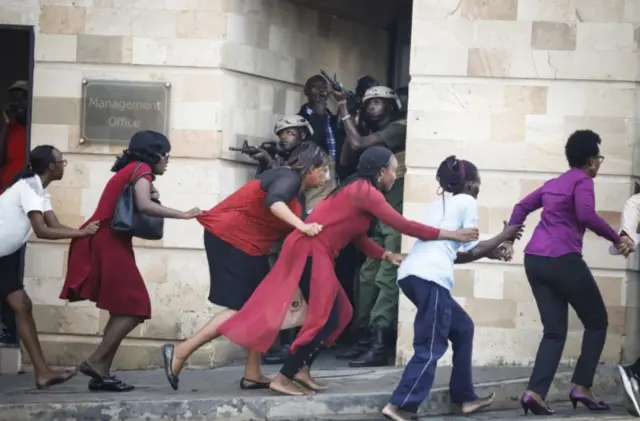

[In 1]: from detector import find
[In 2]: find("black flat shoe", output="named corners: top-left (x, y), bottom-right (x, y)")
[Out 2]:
top-left (240, 377), bottom-right (271, 390)
top-left (162, 344), bottom-right (180, 390)
top-left (88, 376), bottom-right (135, 392)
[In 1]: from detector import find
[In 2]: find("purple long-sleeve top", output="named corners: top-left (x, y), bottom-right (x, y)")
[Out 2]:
top-left (508, 168), bottom-right (620, 257)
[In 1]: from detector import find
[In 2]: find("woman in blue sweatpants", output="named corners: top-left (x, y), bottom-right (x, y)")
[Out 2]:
top-left (382, 156), bottom-right (524, 421)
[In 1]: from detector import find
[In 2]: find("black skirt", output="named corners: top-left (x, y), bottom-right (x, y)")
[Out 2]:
top-left (0, 246), bottom-right (25, 299)
top-left (204, 230), bottom-right (271, 311)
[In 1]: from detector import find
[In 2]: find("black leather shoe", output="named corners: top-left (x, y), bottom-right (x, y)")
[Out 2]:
top-left (336, 333), bottom-right (372, 360)
top-left (88, 376), bottom-right (135, 392)
top-left (262, 345), bottom-right (289, 365)
top-left (349, 328), bottom-right (391, 368)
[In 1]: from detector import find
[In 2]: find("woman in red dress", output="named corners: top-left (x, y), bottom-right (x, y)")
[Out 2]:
top-left (60, 131), bottom-right (201, 392)
top-left (161, 141), bottom-right (328, 391)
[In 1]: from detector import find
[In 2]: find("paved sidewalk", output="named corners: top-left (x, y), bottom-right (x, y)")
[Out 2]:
top-left (0, 356), bottom-right (623, 421)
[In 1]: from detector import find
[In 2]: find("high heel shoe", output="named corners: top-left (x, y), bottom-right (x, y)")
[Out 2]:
top-left (569, 387), bottom-right (610, 411)
top-left (520, 393), bottom-right (554, 415)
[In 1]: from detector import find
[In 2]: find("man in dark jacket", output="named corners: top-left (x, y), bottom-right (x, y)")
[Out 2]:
top-left (297, 75), bottom-right (348, 185)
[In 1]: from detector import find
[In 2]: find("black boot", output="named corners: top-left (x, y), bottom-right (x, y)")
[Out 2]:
top-left (349, 328), bottom-right (391, 368)
top-left (263, 328), bottom-right (297, 365)
top-left (336, 329), bottom-right (372, 360)
top-left (262, 344), bottom-right (289, 364)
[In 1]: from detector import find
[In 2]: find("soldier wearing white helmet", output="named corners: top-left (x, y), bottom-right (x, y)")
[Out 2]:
top-left (261, 115), bottom-right (318, 366)
top-left (253, 115), bottom-right (314, 177)
top-left (274, 115), bottom-right (313, 155)
top-left (332, 84), bottom-right (408, 368)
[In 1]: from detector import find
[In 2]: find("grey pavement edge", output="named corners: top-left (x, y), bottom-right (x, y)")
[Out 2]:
top-left (0, 364), bottom-right (623, 421)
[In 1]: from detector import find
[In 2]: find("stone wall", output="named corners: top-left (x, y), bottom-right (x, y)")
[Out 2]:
top-left (398, 0), bottom-right (640, 366)
top-left (0, 0), bottom-right (388, 370)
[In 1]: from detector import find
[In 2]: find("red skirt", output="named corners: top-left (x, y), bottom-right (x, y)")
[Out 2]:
top-left (217, 233), bottom-right (352, 353)
top-left (60, 227), bottom-right (151, 319)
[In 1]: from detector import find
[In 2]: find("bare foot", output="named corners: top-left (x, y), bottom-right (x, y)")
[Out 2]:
top-left (381, 403), bottom-right (412, 421)
top-left (461, 392), bottom-right (495, 414)
top-left (270, 373), bottom-right (314, 396)
top-left (36, 369), bottom-right (77, 389)
top-left (294, 369), bottom-right (328, 392)
top-left (171, 355), bottom-right (186, 377)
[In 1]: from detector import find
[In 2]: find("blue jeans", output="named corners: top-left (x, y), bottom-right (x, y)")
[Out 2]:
top-left (390, 276), bottom-right (477, 413)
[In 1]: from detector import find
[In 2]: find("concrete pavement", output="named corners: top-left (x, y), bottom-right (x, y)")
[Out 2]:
top-left (0, 353), bottom-right (625, 421)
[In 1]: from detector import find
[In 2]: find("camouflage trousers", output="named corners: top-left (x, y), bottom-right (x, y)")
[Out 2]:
top-left (355, 179), bottom-right (404, 330)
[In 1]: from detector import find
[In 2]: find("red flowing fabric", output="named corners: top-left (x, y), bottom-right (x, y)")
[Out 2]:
top-left (196, 180), bottom-right (302, 256)
top-left (218, 180), bottom-right (442, 353)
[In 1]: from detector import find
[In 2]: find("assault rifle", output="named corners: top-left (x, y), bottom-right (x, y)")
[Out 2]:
top-left (320, 69), bottom-right (360, 116)
top-left (228, 140), bottom-right (279, 158)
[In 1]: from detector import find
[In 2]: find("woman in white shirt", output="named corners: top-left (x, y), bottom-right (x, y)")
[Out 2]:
top-left (381, 156), bottom-right (523, 421)
top-left (0, 145), bottom-right (98, 389)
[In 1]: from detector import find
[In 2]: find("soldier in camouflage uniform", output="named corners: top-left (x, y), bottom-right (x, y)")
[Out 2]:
top-left (331, 86), bottom-right (407, 367)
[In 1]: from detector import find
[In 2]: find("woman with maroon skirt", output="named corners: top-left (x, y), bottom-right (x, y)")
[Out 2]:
top-left (162, 141), bottom-right (329, 391)
top-left (216, 146), bottom-right (479, 396)
top-left (60, 131), bottom-right (201, 392)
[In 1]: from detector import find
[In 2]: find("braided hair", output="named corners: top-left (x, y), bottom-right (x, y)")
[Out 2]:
top-left (286, 141), bottom-right (329, 176)
top-left (436, 155), bottom-right (478, 194)
top-left (436, 155), bottom-right (479, 212)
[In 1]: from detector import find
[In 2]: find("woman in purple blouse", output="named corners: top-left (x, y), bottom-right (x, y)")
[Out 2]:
top-left (507, 130), bottom-right (634, 415)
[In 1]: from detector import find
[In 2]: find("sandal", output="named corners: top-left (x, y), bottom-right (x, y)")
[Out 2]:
top-left (239, 377), bottom-right (271, 390)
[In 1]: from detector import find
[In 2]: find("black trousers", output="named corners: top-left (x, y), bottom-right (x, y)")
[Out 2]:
top-left (524, 253), bottom-right (608, 398)
top-left (280, 257), bottom-right (340, 379)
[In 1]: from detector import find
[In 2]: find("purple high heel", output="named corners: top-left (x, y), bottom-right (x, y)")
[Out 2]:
top-left (520, 393), bottom-right (554, 416)
top-left (569, 387), bottom-right (610, 411)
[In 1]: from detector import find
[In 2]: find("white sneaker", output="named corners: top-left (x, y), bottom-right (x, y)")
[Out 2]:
top-left (618, 364), bottom-right (640, 416)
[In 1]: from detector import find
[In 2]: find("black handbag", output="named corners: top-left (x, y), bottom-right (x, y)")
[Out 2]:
top-left (111, 163), bottom-right (164, 240)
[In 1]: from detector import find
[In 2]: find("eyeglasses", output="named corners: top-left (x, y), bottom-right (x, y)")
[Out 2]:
top-left (597, 155), bottom-right (605, 163)
top-left (56, 159), bottom-right (67, 167)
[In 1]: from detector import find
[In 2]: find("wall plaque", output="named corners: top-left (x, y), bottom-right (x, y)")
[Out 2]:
top-left (80, 79), bottom-right (171, 144)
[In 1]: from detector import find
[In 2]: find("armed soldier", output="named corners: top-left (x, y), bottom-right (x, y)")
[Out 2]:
top-left (230, 115), bottom-right (313, 177)
top-left (332, 86), bottom-right (407, 367)
top-left (261, 115), bottom-right (315, 364)
top-left (352, 75), bottom-right (380, 136)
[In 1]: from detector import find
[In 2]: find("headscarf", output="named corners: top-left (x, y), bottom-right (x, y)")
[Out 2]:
top-left (328, 146), bottom-right (393, 198)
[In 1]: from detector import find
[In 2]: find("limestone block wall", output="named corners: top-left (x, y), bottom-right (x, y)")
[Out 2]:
top-left (0, 0), bottom-right (388, 370)
top-left (397, 0), bottom-right (640, 366)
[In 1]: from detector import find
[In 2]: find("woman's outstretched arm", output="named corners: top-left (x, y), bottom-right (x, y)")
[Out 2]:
top-left (357, 185), bottom-right (478, 243)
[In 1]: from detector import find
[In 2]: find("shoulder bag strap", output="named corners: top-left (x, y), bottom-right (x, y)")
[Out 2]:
top-left (129, 162), bottom-right (153, 186)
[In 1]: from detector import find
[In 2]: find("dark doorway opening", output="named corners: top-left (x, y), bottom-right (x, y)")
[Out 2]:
top-left (0, 25), bottom-right (35, 354)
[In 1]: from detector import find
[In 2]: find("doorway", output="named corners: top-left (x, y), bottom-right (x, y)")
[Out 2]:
top-left (0, 25), bottom-right (35, 353)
